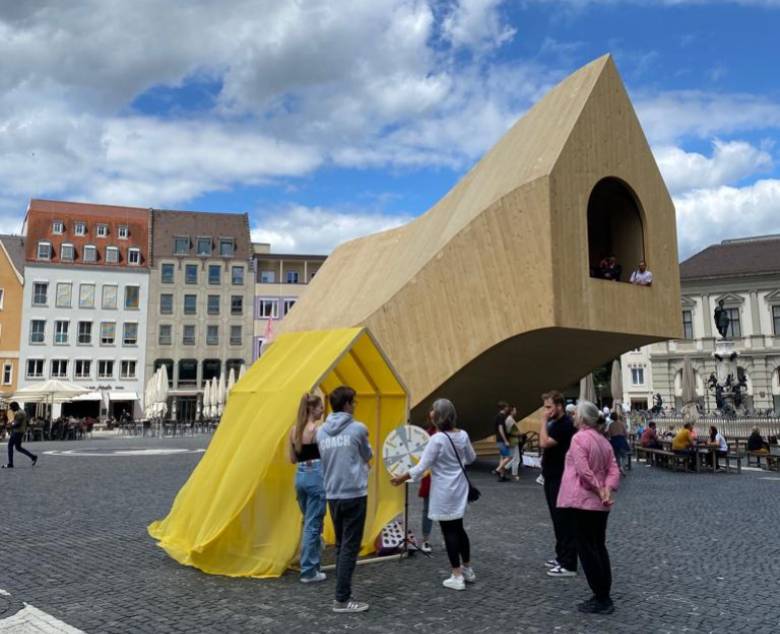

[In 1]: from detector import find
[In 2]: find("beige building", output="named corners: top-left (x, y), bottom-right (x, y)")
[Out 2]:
top-left (145, 210), bottom-right (254, 420)
top-left (0, 235), bottom-right (25, 408)
top-left (622, 235), bottom-right (780, 413)
top-left (253, 245), bottom-right (326, 360)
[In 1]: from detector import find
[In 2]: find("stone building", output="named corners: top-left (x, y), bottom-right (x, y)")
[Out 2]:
top-left (0, 235), bottom-right (25, 412)
top-left (622, 234), bottom-right (780, 413)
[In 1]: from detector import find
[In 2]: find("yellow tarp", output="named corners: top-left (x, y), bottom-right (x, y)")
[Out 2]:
top-left (148, 327), bottom-right (407, 578)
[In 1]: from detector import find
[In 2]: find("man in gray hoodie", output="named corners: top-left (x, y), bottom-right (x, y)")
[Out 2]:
top-left (317, 385), bottom-right (373, 613)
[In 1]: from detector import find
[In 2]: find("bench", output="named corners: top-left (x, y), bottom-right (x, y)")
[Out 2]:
top-left (636, 447), bottom-right (689, 472)
top-left (746, 452), bottom-right (780, 471)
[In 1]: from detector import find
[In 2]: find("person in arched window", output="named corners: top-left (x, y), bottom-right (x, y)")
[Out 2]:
top-left (599, 256), bottom-right (622, 281)
top-left (630, 261), bottom-right (653, 286)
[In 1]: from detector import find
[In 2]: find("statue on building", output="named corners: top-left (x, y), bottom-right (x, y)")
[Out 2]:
top-left (713, 299), bottom-right (730, 338)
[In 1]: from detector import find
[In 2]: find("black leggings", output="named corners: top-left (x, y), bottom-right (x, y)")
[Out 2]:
top-left (439, 519), bottom-right (470, 568)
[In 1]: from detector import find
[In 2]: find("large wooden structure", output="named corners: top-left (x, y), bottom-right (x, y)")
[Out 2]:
top-left (279, 55), bottom-right (682, 437)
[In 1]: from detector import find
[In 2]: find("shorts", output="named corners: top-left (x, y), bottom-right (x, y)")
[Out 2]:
top-left (497, 443), bottom-right (511, 457)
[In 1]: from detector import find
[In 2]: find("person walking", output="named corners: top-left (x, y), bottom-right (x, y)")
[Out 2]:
top-left (391, 398), bottom-right (477, 591)
top-left (317, 386), bottom-right (373, 613)
top-left (493, 402), bottom-right (512, 481)
top-left (557, 400), bottom-right (620, 614)
top-left (539, 391), bottom-right (577, 577)
top-left (288, 393), bottom-right (327, 583)
top-left (3, 402), bottom-right (37, 469)
top-left (607, 407), bottom-right (630, 475)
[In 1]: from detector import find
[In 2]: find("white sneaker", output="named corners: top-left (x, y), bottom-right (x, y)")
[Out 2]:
top-left (543, 558), bottom-right (558, 568)
top-left (547, 565), bottom-right (577, 578)
top-left (333, 599), bottom-right (369, 613)
top-left (300, 571), bottom-right (326, 583)
top-left (442, 574), bottom-right (466, 590)
top-left (420, 541), bottom-right (432, 553)
top-left (461, 566), bottom-right (476, 583)
top-left (536, 475), bottom-right (545, 485)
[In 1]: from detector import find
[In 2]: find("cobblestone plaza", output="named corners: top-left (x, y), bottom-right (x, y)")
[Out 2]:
top-left (2, 434), bottom-right (779, 633)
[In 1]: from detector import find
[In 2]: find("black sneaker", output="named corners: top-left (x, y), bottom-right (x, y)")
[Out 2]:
top-left (32, 456), bottom-right (38, 467)
top-left (577, 596), bottom-right (598, 612)
top-left (579, 598), bottom-right (614, 614)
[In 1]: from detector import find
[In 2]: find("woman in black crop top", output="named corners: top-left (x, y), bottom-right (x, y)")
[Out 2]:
top-left (289, 392), bottom-right (327, 583)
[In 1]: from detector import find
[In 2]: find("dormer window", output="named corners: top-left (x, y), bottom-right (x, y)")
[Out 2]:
top-left (196, 237), bottom-right (212, 256)
top-left (118, 225), bottom-right (129, 239)
top-left (174, 236), bottom-right (189, 255)
top-left (96, 224), bottom-right (108, 238)
top-left (37, 241), bottom-right (52, 260)
top-left (83, 244), bottom-right (97, 263)
top-left (105, 246), bottom-right (119, 264)
top-left (52, 221), bottom-right (64, 235)
top-left (219, 237), bottom-right (234, 257)
top-left (128, 248), bottom-right (141, 265)
top-left (74, 222), bottom-right (87, 236)
top-left (60, 243), bottom-right (75, 262)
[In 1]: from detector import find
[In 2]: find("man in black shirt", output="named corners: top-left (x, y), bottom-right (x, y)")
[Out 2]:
top-left (493, 402), bottom-right (512, 481)
top-left (539, 390), bottom-right (576, 577)
top-left (3, 402), bottom-right (38, 469)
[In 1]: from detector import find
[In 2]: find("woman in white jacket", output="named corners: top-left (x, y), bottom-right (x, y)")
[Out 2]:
top-left (391, 398), bottom-right (477, 590)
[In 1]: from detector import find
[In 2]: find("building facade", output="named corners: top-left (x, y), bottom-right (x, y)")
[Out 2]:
top-left (0, 236), bottom-right (25, 411)
top-left (18, 200), bottom-right (151, 418)
top-left (146, 210), bottom-right (254, 420)
top-left (622, 235), bottom-right (780, 413)
top-left (253, 247), bottom-right (327, 359)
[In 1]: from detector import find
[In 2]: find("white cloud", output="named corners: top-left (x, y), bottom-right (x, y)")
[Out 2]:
top-left (441, 0), bottom-right (517, 51)
top-left (251, 205), bottom-right (413, 255)
top-left (655, 139), bottom-right (773, 194)
top-left (674, 179), bottom-right (780, 259)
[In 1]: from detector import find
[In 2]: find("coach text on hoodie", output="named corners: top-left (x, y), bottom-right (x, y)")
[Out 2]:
top-left (316, 411), bottom-right (373, 499)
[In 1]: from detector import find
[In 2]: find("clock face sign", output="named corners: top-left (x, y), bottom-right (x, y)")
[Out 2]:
top-left (382, 425), bottom-right (430, 478)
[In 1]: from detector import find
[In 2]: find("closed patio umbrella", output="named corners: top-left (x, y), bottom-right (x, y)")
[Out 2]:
top-left (610, 359), bottom-right (623, 407)
top-left (681, 357), bottom-right (697, 405)
top-left (579, 374), bottom-right (596, 403)
top-left (202, 382), bottom-right (211, 419)
top-left (210, 376), bottom-right (218, 418)
top-left (217, 372), bottom-right (226, 417)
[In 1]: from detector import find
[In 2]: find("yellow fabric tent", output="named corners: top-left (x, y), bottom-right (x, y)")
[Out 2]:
top-left (148, 327), bottom-right (407, 578)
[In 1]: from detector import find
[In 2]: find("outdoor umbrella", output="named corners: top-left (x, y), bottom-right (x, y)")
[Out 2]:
top-left (239, 363), bottom-right (247, 380)
top-left (202, 381), bottom-right (211, 419)
top-left (13, 379), bottom-right (90, 422)
top-left (217, 372), bottom-right (226, 417)
top-left (210, 376), bottom-right (218, 418)
top-left (227, 368), bottom-right (236, 400)
top-left (157, 365), bottom-right (169, 418)
top-left (610, 359), bottom-right (623, 407)
top-left (579, 374), bottom-right (596, 403)
top-left (681, 357), bottom-right (697, 405)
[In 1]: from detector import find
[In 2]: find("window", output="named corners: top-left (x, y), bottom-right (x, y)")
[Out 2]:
top-left (78, 321), bottom-right (92, 345)
top-left (174, 236), bottom-right (189, 254)
top-left (160, 293), bottom-right (173, 315)
top-left (185, 264), bottom-right (198, 284)
top-left (219, 238), bottom-right (234, 257)
top-left (260, 270), bottom-right (275, 283)
top-left (773, 305), bottom-right (780, 336)
top-left (52, 221), bottom-right (64, 235)
top-left (102, 285), bottom-right (118, 309)
top-left (123, 322), bottom-right (138, 346)
top-left (631, 367), bottom-right (644, 385)
top-left (105, 246), bottom-right (119, 264)
top-left (118, 225), bottom-right (129, 239)
top-left (231, 295), bottom-right (243, 315)
top-left (56, 282), bottom-right (72, 308)
top-left (83, 244), bottom-right (97, 262)
top-left (161, 263), bottom-right (175, 283)
top-left (75, 360), bottom-right (91, 379)
top-left (159, 324), bottom-right (172, 345)
top-left (682, 310), bottom-right (693, 340)
top-left (286, 271), bottom-right (299, 284)
top-left (208, 264), bottom-right (221, 285)
top-left (37, 241), bottom-right (52, 260)
top-left (51, 359), bottom-right (68, 378)
top-left (230, 325), bottom-right (242, 345)
top-left (178, 359), bottom-right (197, 385)
top-left (258, 299), bottom-right (278, 318)
top-left (30, 320), bottom-right (45, 344)
top-left (54, 320), bottom-right (69, 345)
top-left (2, 362), bottom-right (12, 385)
top-left (79, 283), bottom-right (95, 308)
top-left (100, 322), bottom-right (115, 345)
top-left (202, 359), bottom-right (221, 385)
top-left (184, 294), bottom-right (197, 315)
top-left (225, 358), bottom-right (243, 378)
top-left (128, 248), bottom-right (140, 265)
top-left (97, 224), bottom-right (108, 238)
top-left (98, 360), bottom-right (114, 379)
top-left (60, 243), bottom-right (75, 262)
top-left (231, 266), bottom-right (244, 285)
top-left (197, 237), bottom-right (212, 255)
top-left (207, 325), bottom-right (219, 345)
top-left (27, 359), bottom-right (44, 378)
top-left (120, 360), bottom-right (136, 379)
top-left (124, 286), bottom-right (140, 309)
top-left (33, 282), bottom-right (48, 305)
top-left (74, 222), bottom-right (86, 236)
top-left (182, 325), bottom-right (196, 345)
top-left (207, 295), bottom-right (220, 315)
top-left (283, 299), bottom-right (296, 316)
top-left (726, 308), bottom-right (741, 338)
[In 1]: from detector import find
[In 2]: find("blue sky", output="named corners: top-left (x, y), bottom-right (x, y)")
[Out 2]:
top-left (1, 1), bottom-right (779, 258)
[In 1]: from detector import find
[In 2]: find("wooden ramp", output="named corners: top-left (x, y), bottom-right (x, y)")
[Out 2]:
top-left (278, 55), bottom-right (681, 439)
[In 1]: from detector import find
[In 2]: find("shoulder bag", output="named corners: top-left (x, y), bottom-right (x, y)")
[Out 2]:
top-left (443, 432), bottom-right (481, 503)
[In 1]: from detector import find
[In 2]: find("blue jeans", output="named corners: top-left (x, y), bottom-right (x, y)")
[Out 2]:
top-left (421, 496), bottom-right (432, 539)
top-left (295, 461), bottom-right (326, 578)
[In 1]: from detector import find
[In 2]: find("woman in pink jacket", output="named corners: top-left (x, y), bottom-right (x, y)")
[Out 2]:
top-left (557, 400), bottom-right (620, 615)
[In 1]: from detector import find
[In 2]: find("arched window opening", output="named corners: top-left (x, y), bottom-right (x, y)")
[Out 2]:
top-left (587, 178), bottom-right (646, 283)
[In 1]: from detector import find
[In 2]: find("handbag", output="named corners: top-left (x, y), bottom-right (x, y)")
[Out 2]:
top-left (443, 432), bottom-right (481, 503)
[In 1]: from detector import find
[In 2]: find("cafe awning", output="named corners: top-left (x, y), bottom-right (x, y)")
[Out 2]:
top-left (108, 392), bottom-right (139, 401)
top-left (72, 392), bottom-right (102, 402)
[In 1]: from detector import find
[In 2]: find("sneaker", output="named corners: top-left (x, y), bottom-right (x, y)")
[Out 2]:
top-left (442, 574), bottom-right (466, 590)
top-left (578, 598), bottom-right (614, 614)
top-left (420, 541), bottom-right (432, 553)
top-left (1, 464), bottom-right (12, 469)
top-left (547, 565), bottom-right (577, 578)
top-left (461, 566), bottom-right (476, 583)
top-left (577, 596), bottom-right (598, 612)
top-left (543, 559), bottom-right (558, 568)
top-left (333, 599), bottom-right (369, 613)
top-left (536, 475), bottom-right (545, 485)
top-left (300, 571), bottom-right (326, 584)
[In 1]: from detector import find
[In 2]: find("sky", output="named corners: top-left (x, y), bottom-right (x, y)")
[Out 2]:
top-left (1, 0), bottom-right (779, 259)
